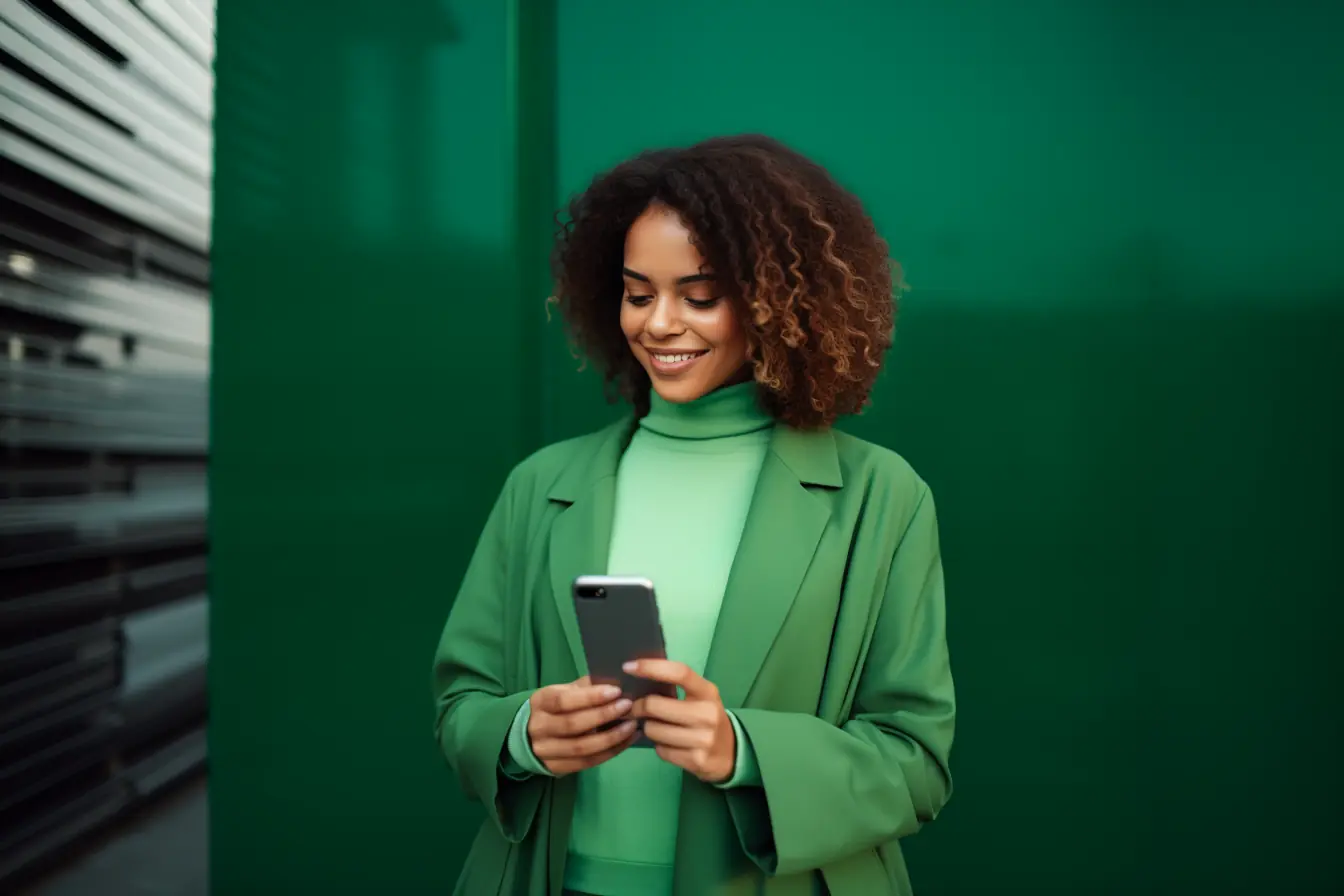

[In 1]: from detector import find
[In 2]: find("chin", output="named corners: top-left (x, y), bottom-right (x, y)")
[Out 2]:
top-left (650, 378), bottom-right (712, 404)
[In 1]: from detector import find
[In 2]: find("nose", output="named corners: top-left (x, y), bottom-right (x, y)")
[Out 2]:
top-left (644, 294), bottom-right (685, 339)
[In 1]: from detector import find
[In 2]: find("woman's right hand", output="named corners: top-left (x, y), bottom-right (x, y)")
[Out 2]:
top-left (527, 676), bottom-right (637, 775)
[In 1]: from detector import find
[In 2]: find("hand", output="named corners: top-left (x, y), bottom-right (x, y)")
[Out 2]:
top-left (527, 676), bottom-right (638, 775)
top-left (624, 659), bottom-right (736, 784)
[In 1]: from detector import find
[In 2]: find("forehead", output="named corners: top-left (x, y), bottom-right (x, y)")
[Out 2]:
top-left (623, 204), bottom-right (706, 275)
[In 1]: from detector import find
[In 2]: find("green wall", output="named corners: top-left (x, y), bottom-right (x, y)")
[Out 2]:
top-left (211, 1), bottom-right (551, 892)
top-left (549, 1), bottom-right (1344, 892)
top-left (213, 0), bottom-right (1343, 893)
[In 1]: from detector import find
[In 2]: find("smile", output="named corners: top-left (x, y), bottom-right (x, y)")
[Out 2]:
top-left (646, 349), bottom-right (708, 374)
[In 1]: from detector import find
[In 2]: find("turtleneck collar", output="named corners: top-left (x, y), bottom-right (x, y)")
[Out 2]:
top-left (639, 380), bottom-right (774, 441)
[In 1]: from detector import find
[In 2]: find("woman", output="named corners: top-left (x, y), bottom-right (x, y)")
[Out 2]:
top-left (432, 135), bottom-right (955, 896)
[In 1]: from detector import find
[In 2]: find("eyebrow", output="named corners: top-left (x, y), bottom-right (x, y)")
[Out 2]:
top-left (622, 267), bottom-right (717, 285)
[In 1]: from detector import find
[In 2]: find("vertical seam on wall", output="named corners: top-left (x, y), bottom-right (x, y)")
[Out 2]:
top-left (506, 0), bottom-right (557, 456)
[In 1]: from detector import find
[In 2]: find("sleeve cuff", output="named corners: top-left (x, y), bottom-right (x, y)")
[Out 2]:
top-left (714, 710), bottom-right (762, 789)
top-left (500, 699), bottom-right (553, 780)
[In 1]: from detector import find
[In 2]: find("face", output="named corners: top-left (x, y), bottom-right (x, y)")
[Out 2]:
top-left (620, 203), bottom-right (750, 404)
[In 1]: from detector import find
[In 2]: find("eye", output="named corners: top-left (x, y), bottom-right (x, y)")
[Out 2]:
top-left (624, 294), bottom-right (653, 306)
top-left (685, 297), bottom-right (722, 310)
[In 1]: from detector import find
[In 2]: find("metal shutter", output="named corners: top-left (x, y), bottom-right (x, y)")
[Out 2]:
top-left (0, 0), bottom-right (213, 884)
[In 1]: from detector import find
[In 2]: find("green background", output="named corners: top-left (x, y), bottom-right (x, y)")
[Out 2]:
top-left (211, 1), bottom-right (1343, 893)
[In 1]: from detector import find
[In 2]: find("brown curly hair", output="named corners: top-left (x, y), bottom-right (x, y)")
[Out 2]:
top-left (551, 134), bottom-right (899, 429)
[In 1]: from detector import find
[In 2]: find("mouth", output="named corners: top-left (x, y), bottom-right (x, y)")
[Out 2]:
top-left (645, 348), bottom-right (709, 375)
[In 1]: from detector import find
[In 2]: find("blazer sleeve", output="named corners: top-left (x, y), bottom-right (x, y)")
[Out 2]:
top-left (724, 485), bottom-right (956, 877)
top-left (432, 470), bottom-right (545, 842)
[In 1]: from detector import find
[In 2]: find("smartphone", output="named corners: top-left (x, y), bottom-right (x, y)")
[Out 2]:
top-left (572, 575), bottom-right (677, 746)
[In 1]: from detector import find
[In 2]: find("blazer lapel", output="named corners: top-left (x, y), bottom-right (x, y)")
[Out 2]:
top-left (704, 425), bottom-right (843, 709)
top-left (546, 417), bottom-right (634, 678)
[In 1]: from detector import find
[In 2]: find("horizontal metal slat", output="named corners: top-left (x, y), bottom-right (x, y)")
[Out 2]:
top-left (0, 277), bottom-right (208, 355)
top-left (0, 488), bottom-right (207, 569)
top-left (0, 9), bottom-right (210, 176)
top-left (123, 724), bottom-right (206, 797)
top-left (1, 263), bottom-right (209, 350)
top-left (138, 0), bottom-right (213, 65)
top-left (122, 593), bottom-right (206, 698)
top-left (0, 725), bottom-right (115, 815)
top-left (26, 258), bottom-right (208, 321)
top-left (0, 377), bottom-right (209, 421)
top-left (0, 689), bottom-right (114, 752)
top-left (0, 487), bottom-right (206, 536)
top-left (126, 554), bottom-right (205, 591)
top-left (0, 221), bottom-right (124, 274)
top-left (0, 775), bottom-right (128, 882)
top-left (63, 0), bottom-right (212, 121)
top-left (0, 390), bottom-right (207, 436)
top-left (0, 182), bottom-right (131, 249)
top-left (0, 418), bottom-right (208, 455)
top-left (0, 462), bottom-right (131, 487)
top-left (0, 550), bottom-right (205, 633)
top-left (0, 616), bottom-right (118, 665)
top-left (0, 182), bottom-right (211, 283)
top-left (0, 129), bottom-right (209, 250)
top-left (0, 574), bottom-right (120, 630)
top-left (109, 341), bottom-right (207, 373)
top-left (0, 656), bottom-right (119, 734)
top-left (86, 0), bottom-right (212, 113)
top-left (0, 359), bottom-right (209, 403)
top-left (120, 662), bottom-right (205, 744)
top-left (0, 77), bottom-right (210, 216)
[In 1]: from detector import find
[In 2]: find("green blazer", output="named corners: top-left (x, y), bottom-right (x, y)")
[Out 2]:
top-left (432, 415), bottom-right (955, 896)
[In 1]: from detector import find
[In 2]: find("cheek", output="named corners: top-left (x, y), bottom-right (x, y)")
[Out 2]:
top-left (705, 308), bottom-right (747, 358)
top-left (619, 303), bottom-right (642, 341)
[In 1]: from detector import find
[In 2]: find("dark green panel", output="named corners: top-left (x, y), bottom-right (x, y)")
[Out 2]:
top-left (210, 1), bottom-right (554, 892)
top-left (552, 0), bottom-right (1344, 891)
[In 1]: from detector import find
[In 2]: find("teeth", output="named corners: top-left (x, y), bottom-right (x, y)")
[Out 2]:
top-left (653, 352), bottom-right (701, 363)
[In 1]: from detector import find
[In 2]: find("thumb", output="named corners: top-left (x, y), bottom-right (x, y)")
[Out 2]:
top-left (531, 683), bottom-right (565, 713)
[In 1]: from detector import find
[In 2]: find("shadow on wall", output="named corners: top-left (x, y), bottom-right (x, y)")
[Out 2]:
top-left (863, 286), bottom-right (1344, 893)
top-left (211, 2), bottom-right (539, 894)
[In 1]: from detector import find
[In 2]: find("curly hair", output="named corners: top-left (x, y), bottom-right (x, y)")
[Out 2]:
top-left (551, 134), bottom-right (899, 429)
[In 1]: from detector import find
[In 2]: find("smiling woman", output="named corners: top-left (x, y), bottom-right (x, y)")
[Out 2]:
top-left (618, 204), bottom-right (752, 401)
top-left (431, 135), bottom-right (955, 896)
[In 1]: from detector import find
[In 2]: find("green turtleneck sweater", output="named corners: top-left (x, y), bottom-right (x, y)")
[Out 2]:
top-left (503, 381), bottom-right (771, 896)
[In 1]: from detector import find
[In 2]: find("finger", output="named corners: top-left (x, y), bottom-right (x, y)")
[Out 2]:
top-left (534, 681), bottom-right (621, 715)
top-left (547, 730), bottom-right (637, 775)
top-left (536, 697), bottom-right (632, 738)
top-left (656, 745), bottom-right (731, 784)
top-left (535, 719), bottom-right (635, 764)
top-left (534, 719), bottom-right (637, 761)
top-left (623, 659), bottom-right (718, 701)
top-left (642, 719), bottom-right (714, 750)
top-left (653, 744), bottom-right (696, 772)
top-left (630, 694), bottom-right (708, 726)
top-left (555, 682), bottom-right (623, 713)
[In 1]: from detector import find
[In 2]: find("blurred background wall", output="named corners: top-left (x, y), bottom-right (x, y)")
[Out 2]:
top-left (209, 1), bottom-right (552, 894)
top-left (1, 0), bottom-right (213, 890)
top-left (210, 0), bottom-right (1342, 893)
top-left (544, 3), bottom-right (1344, 891)
top-left (4, 0), bottom-right (1339, 893)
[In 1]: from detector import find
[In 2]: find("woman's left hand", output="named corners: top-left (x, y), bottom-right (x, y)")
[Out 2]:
top-left (623, 659), bottom-right (736, 784)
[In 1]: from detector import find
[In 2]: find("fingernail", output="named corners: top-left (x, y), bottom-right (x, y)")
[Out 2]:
top-left (622, 661), bottom-right (637, 672)
top-left (614, 698), bottom-right (632, 713)
top-left (600, 685), bottom-right (621, 698)
top-left (620, 720), bottom-right (637, 731)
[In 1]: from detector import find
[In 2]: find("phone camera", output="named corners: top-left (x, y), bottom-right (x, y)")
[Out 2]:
top-left (594, 587), bottom-right (606, 599)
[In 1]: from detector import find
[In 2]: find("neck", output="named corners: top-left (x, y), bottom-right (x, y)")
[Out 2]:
top-left (640, 381), bottom-right (774, 440)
